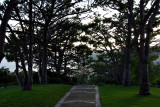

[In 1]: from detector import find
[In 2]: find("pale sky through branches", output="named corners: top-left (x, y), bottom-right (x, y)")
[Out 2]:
top-left (0, 0), bottom-right (159, 72)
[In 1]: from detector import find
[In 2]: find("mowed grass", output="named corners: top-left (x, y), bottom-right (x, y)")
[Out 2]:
top-left (99, 85), bottom-right (160, 107)
top-left (0, 84), bottom-right (72, 107)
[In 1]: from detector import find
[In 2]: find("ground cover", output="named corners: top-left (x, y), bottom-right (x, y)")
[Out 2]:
top-left (0, 84), bottom-right (72, 107)
top-left (99, 85), bottom-right (160, 107)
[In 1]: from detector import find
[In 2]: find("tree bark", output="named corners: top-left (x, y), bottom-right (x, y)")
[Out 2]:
top-left (139, 58), bottom-right (150, 95)
top-left (138, 0), bottom-right (150, 95)
top-left (6, 33), bottom-right (32, 91)
top-left (28, 0), bottom-right (33, 87)
top-left (39, 0), bottom-right (56, 84)
top-left (38, 42), bottom-right (43, 84)
top-left (41, 26), bottom-right (49, 84)
top-left (63, 56), bottom-right (67, 75)
top-left (139, 0), bottom-right (159, 95)
top-left (6, 36), bottom-right (23, 88)
top-left (0, 0), bottom-right (19, 62)
top-left (123, 13), bottom-right (131, 87)
top-left (7, 24), bottom-right (32, 91)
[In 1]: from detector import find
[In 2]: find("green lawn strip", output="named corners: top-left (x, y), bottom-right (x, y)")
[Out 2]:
top-left (0, 84), bottom-right (72, 107)
top-left (99, 85), bottom-right (160, 107)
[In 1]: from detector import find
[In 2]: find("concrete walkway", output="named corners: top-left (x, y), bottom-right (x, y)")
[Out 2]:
top-left (54, 85), bottom-right (101, 107)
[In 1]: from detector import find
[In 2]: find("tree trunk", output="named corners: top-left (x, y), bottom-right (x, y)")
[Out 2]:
top-left (6, 34), bottom-right (32, 91)
top-left (139, 1), bottom-right (159, 95)
top-left (56, 52), bottom-right (64, 75)
top-left (127, 0), bottom-right (159, 95)
top-left (38, 44), bottom-right (43, 84)
top-left (63, 57), bottom-right (67, 75)
top-left (0, 0), bottom-right (19, 62)
top-left (123, 13), bottom-right (131, 87)
top-left (7, 25), bottom-right (32, 91)
top-left (139, 58), bottom-right (150, 95)
top-left (41, 26), bottom-right (49, 84)
top-left (28, 0), bottom-right (33, 87)
top-left (113, 62), bottom-right (120, 83)
top-left (6, 36), bottom-right (23, 88)
top-left (37, 0), bottom-right (56, 84)
top-left (123, 55), bottom-right (131, 86)
top-left (37, 33), bottom-right (47, 84)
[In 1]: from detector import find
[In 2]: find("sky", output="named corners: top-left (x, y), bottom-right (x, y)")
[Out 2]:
top-left (0, 0), bottom-right (3, 4)
top-left (0, 58), bottom-right (15, 71)
top-left (0, 0), bottom-right (159, 72)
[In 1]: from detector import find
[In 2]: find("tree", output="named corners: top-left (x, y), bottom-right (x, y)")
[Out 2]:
top-left (82, 17), bottom-right (126, 83)
top-left (2, 0), bottom-right (34, 90)
top-left (0, 67), bottom-right (10, 86)
top-left (47, 20), bottom-right (81, 75)
top-left (128, 0), bottom-right (160, 95)
top-left (94, 0), bottom-right (132, 86)
top-left (32, 0), bottom-right (91, 84)
top-left (2, 0), bottom-right (92, 87)
top-left (95, 0), bottom-right (160, 95)
top-left (0, 0), bottom-right (25, 62)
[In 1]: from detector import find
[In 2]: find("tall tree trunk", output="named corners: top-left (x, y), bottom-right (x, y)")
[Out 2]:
top-left (21, 0), bottom-right (33, 90)
top-left (41, 26), bottom-right (49, 84)
top-left (7, 25), bottom-right (32, 91)
top-left (39, 0), bottom-right (55, 84)
top-left (28, 0), bottom-right (33, 88)
top-left (38, 58), bottom-right (43, 84)
top-left (123, 53), bottom-right (131, 86)
top-left (63, 56), bottom-right (67, 75)
top-left (138, 0), bottom-right (150, 95)
top-left (113, 62), bottom-right (120, 83)
top-left (38, 43), bottom-right (43, 84)
top-left (139, 0), bottom-right (159, 95)
top-left (0, 0), bottom-right (19, 62)
top-left (41, 45), bottom-right (48, 84)
top-left (6, 36), bottom-right (23, 88)
top-left (139, 57), bottom-right (150, 95)
top-left (123, 13), bottom-right (131, 87)
top-left (56, 52), bottom-right (64, 75)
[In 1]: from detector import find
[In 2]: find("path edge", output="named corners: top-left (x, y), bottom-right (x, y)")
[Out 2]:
top-left (54, 86), bottom-right (76, 107)
top-left (95, 86), bottom-right (102, 107)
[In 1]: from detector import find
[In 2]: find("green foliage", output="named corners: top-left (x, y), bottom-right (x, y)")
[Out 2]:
top-left (46, 71), bottom-right (75, 85)
top-left (73, 70), bottom-right (90, 84)
top-left (0, 67), bottom-right (17, 87)
top-left (94, 17), bottom-right (101, 23)
top-left (130, 53), bottom-right (160, 85)
top-left (80, 36), bottom-right (89, 42)
top-left (130, 53), bottom-right (140, 85)
top-left (87, 74), bottom-right (107, 85)
top-left (81, 24), bottom-right (89, 31)
top-left (102, 18), bottom-right (112, 23)
top-left (0, 84), bottom-right (72, 107)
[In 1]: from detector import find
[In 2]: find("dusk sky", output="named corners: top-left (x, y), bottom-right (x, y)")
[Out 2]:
top-left (0, 0), bottom-right (159, 72)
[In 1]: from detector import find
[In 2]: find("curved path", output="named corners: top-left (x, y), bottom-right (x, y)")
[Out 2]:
top-left (54, 85), bottom-right (101, 107)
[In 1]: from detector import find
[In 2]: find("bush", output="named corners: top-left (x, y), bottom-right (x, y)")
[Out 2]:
top-left (0, 67), bottom-right (17, 87)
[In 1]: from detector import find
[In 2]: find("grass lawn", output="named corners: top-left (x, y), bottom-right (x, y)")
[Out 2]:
top-left (0, 84), bottom-right (72, 107)
top-left (99, 85), bottom-right (160, 107)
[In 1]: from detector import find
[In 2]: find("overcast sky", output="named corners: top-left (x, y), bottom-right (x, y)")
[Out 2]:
top-left (0, 58), bottom-right (15, 72)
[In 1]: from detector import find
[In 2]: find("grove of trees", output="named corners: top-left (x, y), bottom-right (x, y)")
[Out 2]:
top-left (0, 0), bottom-right (160, 95)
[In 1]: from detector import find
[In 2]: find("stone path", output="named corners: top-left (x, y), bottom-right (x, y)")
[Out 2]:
top-left (54, 85), bottom-right (101, 107)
